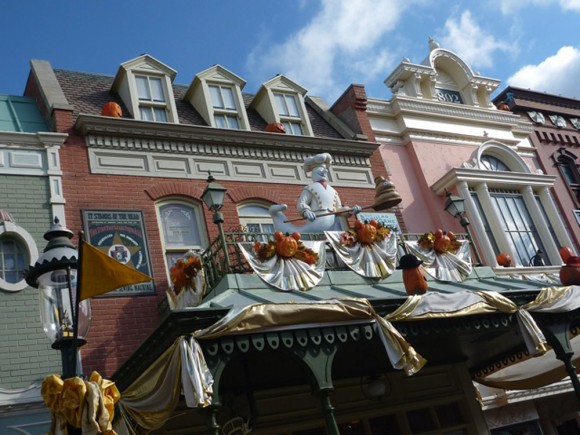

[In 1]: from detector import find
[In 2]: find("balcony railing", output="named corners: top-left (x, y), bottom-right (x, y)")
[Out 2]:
top-left (199, 227), bottom-right (474, 291)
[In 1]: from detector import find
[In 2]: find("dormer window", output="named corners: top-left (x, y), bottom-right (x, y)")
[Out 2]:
top-left (250, 75), bottom-right (313, 136)
top-left (549, 114), bottom-right (566, 128)
top-left (274, 93), bottom-right (303, 135)
top-left (185, 65), bottom-right (250, 130)
top-left (136, 75), bottom-right (168, 122)
top-left (111, 54), bottom-right (178, 124)
top-left (209, 84), bottom-right (240, 129)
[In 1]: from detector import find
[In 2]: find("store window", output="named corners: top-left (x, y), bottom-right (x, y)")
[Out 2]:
top-left (435, 142), bottom-right (571, 267)
top-left (157, 200), bottom-right (207, 274)
top-left (238, 203), bottom-right (274, 242)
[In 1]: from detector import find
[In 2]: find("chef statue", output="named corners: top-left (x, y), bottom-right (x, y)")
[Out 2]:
top-left (269, 153), bottom-right (361, 234)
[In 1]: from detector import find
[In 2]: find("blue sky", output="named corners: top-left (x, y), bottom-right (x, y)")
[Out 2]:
top-left (2, 0), bottom-right (580, 103)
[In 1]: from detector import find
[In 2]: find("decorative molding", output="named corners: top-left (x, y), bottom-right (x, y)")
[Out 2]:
top-left (75, 115), bottom-right (378, 158)
top-left (88, 149), bottom-right (374, 188)
top-left (368, 97), bottom-right (522, 126)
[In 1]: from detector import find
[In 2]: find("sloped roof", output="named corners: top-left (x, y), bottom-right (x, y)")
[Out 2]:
top-left (53, 69), bottom-right (343, 139)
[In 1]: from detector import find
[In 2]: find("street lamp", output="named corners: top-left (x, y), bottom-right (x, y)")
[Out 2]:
top-left (443, 190), bottom-right (481, 265)
top-left (25, 218), bottom-right (91, 379)
top-left (202, 173), bottom-right (231, 272)
top-left (443, 190), bottom-right (469, 228)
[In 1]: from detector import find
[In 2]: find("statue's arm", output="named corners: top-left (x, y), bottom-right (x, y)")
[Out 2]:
top-left (297, 188), bottom-right (317, 222)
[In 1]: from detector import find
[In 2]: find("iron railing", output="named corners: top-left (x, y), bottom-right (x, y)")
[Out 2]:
top-left (198, 228), bottom-right (474, 291)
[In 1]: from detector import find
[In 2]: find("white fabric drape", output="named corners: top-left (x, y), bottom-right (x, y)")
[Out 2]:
top-left (404, 240), bottom-right (473, 282)
top-left (238, 241), bottom-right (326, 291)
top-left (324, 231), bottom-right (398, 279)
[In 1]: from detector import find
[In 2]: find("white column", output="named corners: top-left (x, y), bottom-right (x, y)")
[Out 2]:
top-left (457, 182), bottom-right (495, 265)
top-left (474, 183), bottom-right (517, 265)
top-left (538, 186), bottom-right (575, 256)
top-left (522, 186), bottom-right (560, 265)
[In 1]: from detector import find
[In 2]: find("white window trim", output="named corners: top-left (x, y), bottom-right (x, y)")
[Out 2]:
top-left (0, 220), bottom-right (38, 292)
top-left (433, 143), bottom-right (574, 267)
top-left (250, 75), bottom-right (314, 136)
top-left (237, 202), bottom-right (275, 235)
top-left (155, 199), bottom-right (208, 282)
top-left (185, 65), bottom-right (250, 131)
top-left (128, 71), bottom-right (177, 123)
top-left (112, 55), bottom-right (179, 124)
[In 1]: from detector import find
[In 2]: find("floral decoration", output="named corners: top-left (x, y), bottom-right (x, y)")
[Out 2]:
top-left (170, 253), bottom-right (202, 294)
top-left (418, 229), bottom-right (462, 254)
top-left (339, 220), bottom-right (392, 247)
top-left (253, 231), bottom-right (319, 265)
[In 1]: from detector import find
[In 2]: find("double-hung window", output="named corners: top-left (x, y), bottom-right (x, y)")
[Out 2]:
top-left (157, 201), bottom-right (207, 275)
top-left (209, 84), bottom-right (240, 129)
top-left (238, 204), bottom-right (274, 242)
top-left (489, 189), bottom-right (547, 266)
top-left (274, 93), bottom-right (303, 135)
top-left (136, 75), bottom-right (168, 122)
top-left (435, 144), bottom-right (575, 267)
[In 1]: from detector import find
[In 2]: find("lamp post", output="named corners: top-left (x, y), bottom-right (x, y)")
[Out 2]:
top-left (443, 190), bottom-right (481, 265)
top-left (202, 173), bottom-right (231, 272)
top-left (25, 218), bottom-right (91, 380)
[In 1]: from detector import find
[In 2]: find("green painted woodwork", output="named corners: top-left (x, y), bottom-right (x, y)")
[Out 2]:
top-left (0, 95), bottom-right (47, 133)
top-left (0, 175), bottom-right (60, 390)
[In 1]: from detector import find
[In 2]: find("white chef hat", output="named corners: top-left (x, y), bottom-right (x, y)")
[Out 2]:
top-left (303, 153), bottom-right (333, 173)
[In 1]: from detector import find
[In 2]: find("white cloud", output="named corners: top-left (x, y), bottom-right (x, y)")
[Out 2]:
top-left (493, 0), bottom-right (545, 15)
top-left (494, 0), bottom-right (580, 14)
top-left (439, 10), bottom-right (514, 69)
top-left (560, 0), bottom-right (580, 11)
top-left (246, 0), bottom-right (408, 99)
top-left (506, 46), bottom-right (580, 98)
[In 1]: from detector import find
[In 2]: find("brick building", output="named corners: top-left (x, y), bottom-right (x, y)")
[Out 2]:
top-left (3, 49), bottom-right (580, 434)
top-left (493, 87), bottom-right (580, 251)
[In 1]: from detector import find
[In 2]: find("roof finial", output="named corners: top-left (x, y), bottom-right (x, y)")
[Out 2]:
top-left (429, 36), bottom-right (440, 51)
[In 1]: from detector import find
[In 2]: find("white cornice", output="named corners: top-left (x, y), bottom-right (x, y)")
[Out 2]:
top-left (369, 97), bottom-right (523, 127)
top-left (75, 115), bottom-right (378, 158)
top-left (432, 168), bottom-right (556, 194)
top-left (0, 132), bottom-right (68, 148)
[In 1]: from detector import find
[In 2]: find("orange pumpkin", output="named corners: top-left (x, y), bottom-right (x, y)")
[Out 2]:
top-left (397, 254), bottom-right (428, 295)
top-left (496, 253), bottom-right (511, 267)
top-left (355, 221), bottom-right (377, 245)
top-left (101, 101), bottom-right (122, 118)
top-left (559, 246), bottom-right (574, 263)
top-left (434, 233), bottom-right (451, 253)
top-left (274, 231), bottom-right (301, 258)
top-left (265, 122), bottom-right (286, 133)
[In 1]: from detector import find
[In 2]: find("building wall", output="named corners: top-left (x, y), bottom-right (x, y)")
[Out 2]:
top-left (0, 175), bottom-right (60, 390)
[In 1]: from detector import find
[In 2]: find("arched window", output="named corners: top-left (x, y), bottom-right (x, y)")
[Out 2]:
top-left (553, 148), bottom-right (580, 207)
top-left (238, 203), bottom-right (274, 241)
top-left (481, 155), bottom-right (510, 172)
top-left (156, 200), bottom-right (208, 274)
top-left (0, 212), bottom-right (38, 292)
top-left (437, 143), bottom-right (573, 267)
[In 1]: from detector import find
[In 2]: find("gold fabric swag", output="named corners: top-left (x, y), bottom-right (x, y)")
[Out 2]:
top-left (116, 288), bottom-right (580, 433)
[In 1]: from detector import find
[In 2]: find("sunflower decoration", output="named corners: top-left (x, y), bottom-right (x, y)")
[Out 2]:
top-left (253, 231), bottom-right (319, 265)
top-left (170, 253), bottom-right (202, 294)
top-left (418, 229), bottom-right (461, 254)
top-left (339, 220), bottom-right (391, 247)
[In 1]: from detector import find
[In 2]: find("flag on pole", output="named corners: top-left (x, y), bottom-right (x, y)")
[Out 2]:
top-left (78, 240), bottom-right (153, 301)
